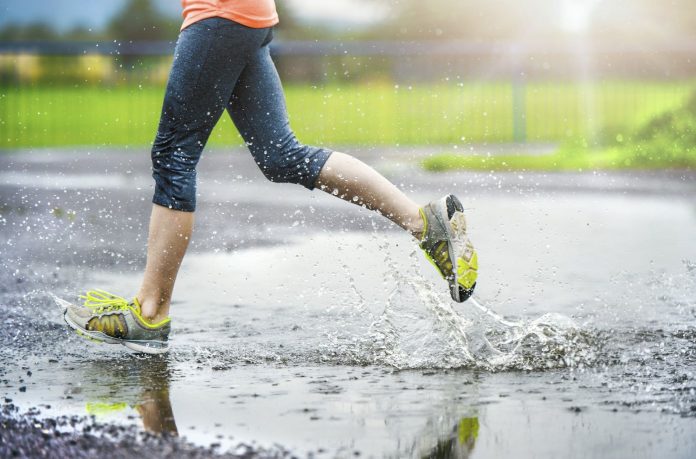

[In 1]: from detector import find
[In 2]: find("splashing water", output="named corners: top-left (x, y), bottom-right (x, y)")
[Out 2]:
top-left (324, 235), bottom-right (598, 371)
top-left (468, 297), bottom-right (597, 370)
top-left (42, 228), bottom-right (599, 372)
top-left (362, 276), bottom-right (596, 371)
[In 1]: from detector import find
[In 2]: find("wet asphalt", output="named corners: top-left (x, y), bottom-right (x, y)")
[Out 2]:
top-left (1, 147), bottom-right (696, 458)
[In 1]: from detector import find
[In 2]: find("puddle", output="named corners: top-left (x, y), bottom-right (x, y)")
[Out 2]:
top-left (15, 231), bottom-right (690, 457)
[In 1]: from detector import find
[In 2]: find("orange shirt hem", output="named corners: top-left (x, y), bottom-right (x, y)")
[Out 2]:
top-left (181, 10), bottom-right (279, 31)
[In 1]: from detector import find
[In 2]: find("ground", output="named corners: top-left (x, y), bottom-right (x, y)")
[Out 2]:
top-left (0, 147), bottom-right (695, 458)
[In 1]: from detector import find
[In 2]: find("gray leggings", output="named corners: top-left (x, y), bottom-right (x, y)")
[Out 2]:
top-left (151, 17), bottom-right (332, 212)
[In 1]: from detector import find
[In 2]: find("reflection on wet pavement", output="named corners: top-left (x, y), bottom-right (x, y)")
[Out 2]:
top-left (425, 417), bottom-right (479, 459)
top-left (63, 356), bottom-right (178, 436)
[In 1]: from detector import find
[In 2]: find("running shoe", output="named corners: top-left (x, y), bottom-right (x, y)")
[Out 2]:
top-left (63, 289), bottom-right (170, 354)
top-left (419, 194), bottom-right (478, 302)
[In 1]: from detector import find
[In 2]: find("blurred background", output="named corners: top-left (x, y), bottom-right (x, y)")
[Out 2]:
top-left (1, 0), bottom-right (695, 170)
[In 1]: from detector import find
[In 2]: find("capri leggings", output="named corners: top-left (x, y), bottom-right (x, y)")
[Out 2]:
top-left (151, 17), bottom-right (333, 211)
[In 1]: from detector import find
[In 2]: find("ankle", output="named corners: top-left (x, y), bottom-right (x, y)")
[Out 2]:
top-left (407, 210), bottom-right (425, 241)
top-left (143, 311), bottom-right (169, 325)
top-left (136, 293), bottom-right (170, 323)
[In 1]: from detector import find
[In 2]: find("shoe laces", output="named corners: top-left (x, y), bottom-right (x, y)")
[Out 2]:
top-left (80, 289), bottom-right (132, 314)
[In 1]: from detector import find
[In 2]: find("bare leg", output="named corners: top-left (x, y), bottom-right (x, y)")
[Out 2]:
top-left (136, 204), bottom-right (193, 322)
top-left (316, 151), bottom-right (424, 239)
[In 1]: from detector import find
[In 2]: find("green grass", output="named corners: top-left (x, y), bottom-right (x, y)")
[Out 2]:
top-left (424, 92), bottom-right (696, 172)
top-left (1, 81), bottom-right (694, 148)
top-left (422, 147), bottom-right (696, 172)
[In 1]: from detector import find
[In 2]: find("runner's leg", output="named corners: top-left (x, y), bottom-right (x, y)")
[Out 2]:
top-left (227, 43), bottom-right (424, 239)
top-left (315, 152), bottom-right (424, 238)
top-left (137, 19), bottom-right (271, 321)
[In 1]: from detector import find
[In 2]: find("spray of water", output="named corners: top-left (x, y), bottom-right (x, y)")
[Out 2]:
top-left (336, 236), bottom-right (598, 371)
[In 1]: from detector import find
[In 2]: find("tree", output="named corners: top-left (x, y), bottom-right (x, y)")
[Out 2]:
top-left (107, 0), bottom-right (178, 41)
top-left (105, 0), bottom-right (178, 73)
top-left (0, 22), bottom-right (58, 41)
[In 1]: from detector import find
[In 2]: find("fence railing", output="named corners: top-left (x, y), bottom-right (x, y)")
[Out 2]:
top-left (3, 40), bottom-right (696, 80)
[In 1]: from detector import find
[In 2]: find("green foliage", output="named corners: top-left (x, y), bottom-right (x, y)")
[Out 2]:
top-left (0, 0), bottom-right (178, 42)
top-left (0, 22), bottom-right (59, 41)
top-left (107, 0), bottom-right (177, 41)
top-left (625, 92), bottom-right (696, 167)
top-left (423, 91), bottom-right (696, 172)
top-left (420, 148), bottom-right (686, 172)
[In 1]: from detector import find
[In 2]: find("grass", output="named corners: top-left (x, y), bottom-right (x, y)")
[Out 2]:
top-left (424, 90), bottom-right (696, 172)
top-left (422, 147), bottom-right (696, 172)
top-left (1, 80), bottom-right (694, 148)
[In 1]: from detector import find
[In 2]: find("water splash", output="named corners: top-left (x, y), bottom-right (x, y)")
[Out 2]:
top-left (335, 237), bottom-right (598, 371)
top-left (360, 274), bottom-right (596, 371)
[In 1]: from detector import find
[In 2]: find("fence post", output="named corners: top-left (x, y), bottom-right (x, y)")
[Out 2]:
top-left (512, 75), bottom-right (527, 143)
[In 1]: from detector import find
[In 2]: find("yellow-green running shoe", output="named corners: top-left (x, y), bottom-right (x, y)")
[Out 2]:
top-left (63, 289), bottom-right (171, 354)
top-left (420, 194), bottom-right (478, 302)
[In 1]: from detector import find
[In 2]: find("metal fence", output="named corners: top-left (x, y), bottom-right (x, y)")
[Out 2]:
top-left (1, 40), bottom-right (695, 147)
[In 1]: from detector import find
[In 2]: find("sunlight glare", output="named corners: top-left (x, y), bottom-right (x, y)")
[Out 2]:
top-left (560, 0), bottom-right (602, 33)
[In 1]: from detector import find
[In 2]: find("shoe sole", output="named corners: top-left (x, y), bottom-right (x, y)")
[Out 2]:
top-left (434, 195), bottom-right (476, 302)
top-left (63, 309), bottom-right (169, 355)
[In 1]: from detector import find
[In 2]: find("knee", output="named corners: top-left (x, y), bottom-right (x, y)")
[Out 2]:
top-left (151, 146), bottom-right (200, 212)
top-left (252, 141), bottom-right (333, 190)
top-left (254, 147), bottom-right (301, 184)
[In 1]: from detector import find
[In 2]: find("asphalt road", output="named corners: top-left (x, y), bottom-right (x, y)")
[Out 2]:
top-left (1, 147), bottom-right (695, 458)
